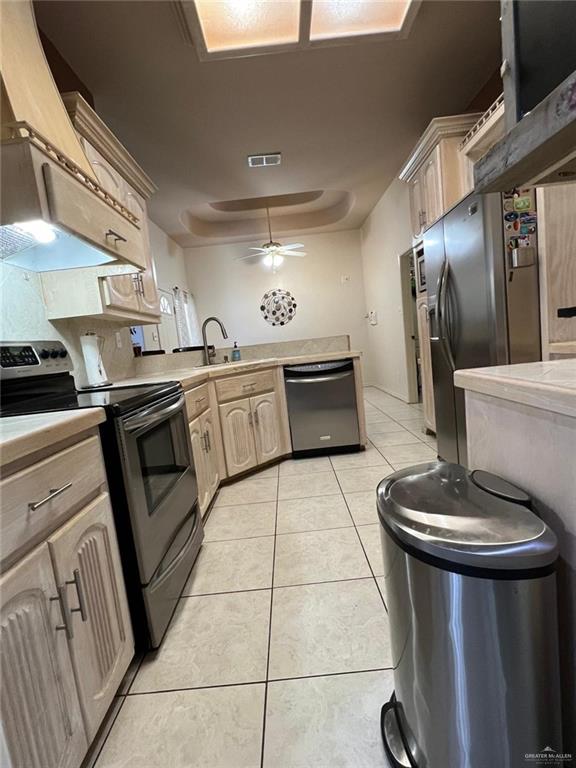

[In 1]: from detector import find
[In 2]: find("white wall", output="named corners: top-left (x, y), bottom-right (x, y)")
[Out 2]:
top-left (361, 178), bottom-right (414, 399)
top-left (184, 230), bottom-right (369, 355)
top-left (148, 220), bottom-right (190, 293)
top-left (0, 220), bottom-right (189, 384)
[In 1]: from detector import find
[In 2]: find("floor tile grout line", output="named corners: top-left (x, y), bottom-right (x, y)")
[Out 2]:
top-left (88, 691), bottom-right (128, 767)
top-left (123, 664), bottom-right (397, 699)
top-left (259, 467), bottom-right (280, 768)
top-left (331, 463), bottom-right (388, 613)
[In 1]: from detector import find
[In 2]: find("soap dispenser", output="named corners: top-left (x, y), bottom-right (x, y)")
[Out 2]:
top-left (231, 342), bottom-right (241, 362)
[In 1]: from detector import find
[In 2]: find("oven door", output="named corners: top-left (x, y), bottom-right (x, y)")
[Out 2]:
top-left (117, 390), bottom-right (199, 584)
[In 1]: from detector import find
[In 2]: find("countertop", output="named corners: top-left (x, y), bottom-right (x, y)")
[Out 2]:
top-left (454, 359), bottom-right (576, 419)
top-left (0, 408), bottom-right (106, 468)
top-left (114, 350), bottom-right (362, 389)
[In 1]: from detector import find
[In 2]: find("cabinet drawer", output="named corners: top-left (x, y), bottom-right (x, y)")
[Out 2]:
top-left (0, 435), bottom-right (106, 569)
top-left (215, 370), bottom-right (275, 402)
top-left (185, 383), bottom-right (209, 421)
top-left (43, 161), bottom-right (146, 270)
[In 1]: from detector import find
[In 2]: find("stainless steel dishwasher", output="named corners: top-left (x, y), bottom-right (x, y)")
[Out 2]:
top-left (284, 359), bottom-right (360, 455)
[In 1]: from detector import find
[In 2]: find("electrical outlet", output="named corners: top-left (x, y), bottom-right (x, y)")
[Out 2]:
top-left (115, 331), bottom-right (123, 349)
top-left (341, 275), bottom-right (351, 284)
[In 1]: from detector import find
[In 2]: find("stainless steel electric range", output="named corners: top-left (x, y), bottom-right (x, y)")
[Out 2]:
top-left (0, 340), bottom-right (204, 648)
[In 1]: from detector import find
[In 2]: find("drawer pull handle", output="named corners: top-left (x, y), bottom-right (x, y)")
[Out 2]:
top-left (105, 228), bottom-right (127, 245)
top-left (196, 397), bottom-right (207, 406)
top-left (66, 569), bottom-right (88, 622)
top-left (28, 482), bottom-right (73, 512)
top-left (50, 585), bottom-right (74, 640)
top-left (204, 430), bottom-right (211, 451)
top-left (253, 409), bottom-right (259, 426)
top-left (202, 432), bottom-right (209, 452)
top-left (242, 383), bottom-right (256, 390)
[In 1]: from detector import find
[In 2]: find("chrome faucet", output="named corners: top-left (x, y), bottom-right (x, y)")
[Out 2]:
top-left (201, 316), bottom-right (228, 365)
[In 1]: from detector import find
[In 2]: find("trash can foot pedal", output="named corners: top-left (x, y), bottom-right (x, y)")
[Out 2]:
top-left (381, 694), bottom-right (418, 768)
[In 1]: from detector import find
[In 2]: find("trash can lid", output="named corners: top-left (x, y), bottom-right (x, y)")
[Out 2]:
top-left (377, 462), bottom-right (558, 574)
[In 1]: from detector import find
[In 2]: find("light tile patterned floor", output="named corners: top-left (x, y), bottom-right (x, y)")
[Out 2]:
top-left (93, 389), bottom-right (436, 768)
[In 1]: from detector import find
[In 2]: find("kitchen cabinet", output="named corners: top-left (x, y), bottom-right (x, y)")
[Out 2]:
top-left (400, 113), bottom-right (481, 239)
top-left (219, 398), bottom-right (258, 477)
top-left (421, 146), bottom-right (443, 229)
top-left (1, 428), bottom-right (134, 768)
top-left (219, 391), bottom-right (282, 476)
top-left (201, 408), bottom-right (221, 504)
top-left (40, 92), bottom-right (160, 324)
top-left (189, 416), bottom-right (209, 513)
top-left (47, 493), bottom-right (134, 740)
top-left (0, 543), bottom-right (88, 768)
top-left (252, 391), bottom-right (282, 463)
top-left (416, 295), bottom-right (436, 433)
top-left (536, 182), bottom-right (576, 360)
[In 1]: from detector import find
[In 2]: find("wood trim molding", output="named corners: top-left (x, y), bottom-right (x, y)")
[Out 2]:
top-left (474, 68), bottom-right (576, 192)
top-left (62, 91), bottom-right (157, 199)
top-left (399, 113), bottom-right (482, 181)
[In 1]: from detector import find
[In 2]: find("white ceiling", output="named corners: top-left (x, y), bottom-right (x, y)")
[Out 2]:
top-left (35, 0), bottom-right (501, 247)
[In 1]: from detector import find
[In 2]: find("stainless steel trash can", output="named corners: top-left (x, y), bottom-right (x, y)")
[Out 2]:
top-left (377, 461), bottom-right (562, 768)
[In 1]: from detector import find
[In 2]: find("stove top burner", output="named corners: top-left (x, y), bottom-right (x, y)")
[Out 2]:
top-left (0, 372), bottom-right (180, 418)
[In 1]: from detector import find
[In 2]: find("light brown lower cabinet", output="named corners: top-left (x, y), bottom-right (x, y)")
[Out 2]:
top-left (0, 542), bottom-right (88, 768)
top-left (219, 392), bottom-right (282, 477)
top-left (0, 492), bottom-right (133, 767)
top-left (48, 493), bottom-right (134, 740)
top-left (189, 407), bottom-right (220, 515)
top-left (252, 392), bottom-right (283, 464)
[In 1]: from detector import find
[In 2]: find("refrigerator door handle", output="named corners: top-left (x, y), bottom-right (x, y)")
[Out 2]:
top-left (438, 258), bottom-right (456, 372)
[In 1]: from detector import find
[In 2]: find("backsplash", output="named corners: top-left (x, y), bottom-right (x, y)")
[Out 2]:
top-left (0, 262), bottom-right (137, 387)
top-left (132, 335), bottom-right (352, 375)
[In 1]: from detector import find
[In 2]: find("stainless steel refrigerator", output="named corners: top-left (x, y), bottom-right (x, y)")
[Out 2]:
top-left (425, 190), bottom-right (541, 465)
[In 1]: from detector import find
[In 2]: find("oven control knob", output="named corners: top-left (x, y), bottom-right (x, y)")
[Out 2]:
top-left (40, 348), bottom-right (50, 359)
top-left (50, 349), bottom-right (59, 359)
top-left (59, 349), bottom-right (68, 358)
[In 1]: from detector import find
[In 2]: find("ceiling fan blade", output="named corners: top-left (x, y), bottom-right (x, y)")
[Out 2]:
top-left (235, 253), bottom-right (259, 261)
top-left (280, 243), bottom-right (305, 250)
top-left (249, 247), bottom-right (268, 252)
top-left (282, 251), bottom-right (306, 258)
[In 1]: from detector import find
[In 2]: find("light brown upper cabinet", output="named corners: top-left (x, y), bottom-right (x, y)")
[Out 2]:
top-left (400, 113), bottom-right (481, 240)
top-left (40, 93), bottom-right (160, 323)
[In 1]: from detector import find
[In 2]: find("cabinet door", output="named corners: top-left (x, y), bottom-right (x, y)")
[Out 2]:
top-left (409, 175), bottom-right (424, 239)
top-left (48, 494), bottom-right (134, 740)
top-left (200, 408), bottom-right (220, 507)
top-left (124, 187), bottom-right (160, 317)
top-left (421, 146), bottom-right (444, 228)
top-left (0, 544), bottom-right (87, 768)
top-left (189, 416), bottom-right (209, 513)
top-left (251, 392), bottom-right (282, 464)
top-left (416, 296), bottom-right (436, 433)
top-left (219, 398), bottom-right (258, 477)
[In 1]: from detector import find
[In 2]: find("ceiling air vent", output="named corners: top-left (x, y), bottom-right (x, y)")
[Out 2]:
top-left (247, 153), bottom-right (282, 168)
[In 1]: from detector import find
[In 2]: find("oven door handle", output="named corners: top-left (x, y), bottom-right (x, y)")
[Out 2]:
top-left (123, 394), bottom-right (186, 433)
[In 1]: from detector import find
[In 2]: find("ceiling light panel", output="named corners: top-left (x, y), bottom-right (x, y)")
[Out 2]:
top-left (310, 0), bottom-right (413, 40)
top-left (194, 0), bottom-right (300, 52)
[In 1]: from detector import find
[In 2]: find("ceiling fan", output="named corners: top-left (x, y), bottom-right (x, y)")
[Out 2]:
top-left (236, 206), bottom-right (306, 271)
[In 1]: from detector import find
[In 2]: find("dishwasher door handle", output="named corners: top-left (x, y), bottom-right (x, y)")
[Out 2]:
top-left (285, 372), bottom-right (353, 385)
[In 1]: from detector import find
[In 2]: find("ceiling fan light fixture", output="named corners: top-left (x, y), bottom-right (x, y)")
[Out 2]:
top-left (263, 252), bottom-right (284, 270)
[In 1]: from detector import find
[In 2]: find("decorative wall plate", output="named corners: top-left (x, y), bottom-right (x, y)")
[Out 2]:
top-left (260, 289), bottom-right (297, 326)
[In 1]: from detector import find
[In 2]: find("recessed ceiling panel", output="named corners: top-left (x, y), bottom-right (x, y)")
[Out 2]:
top-left (194, 0), bottom-right (300, 52)
top-left (310, 0), bottom-right (413, 40)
